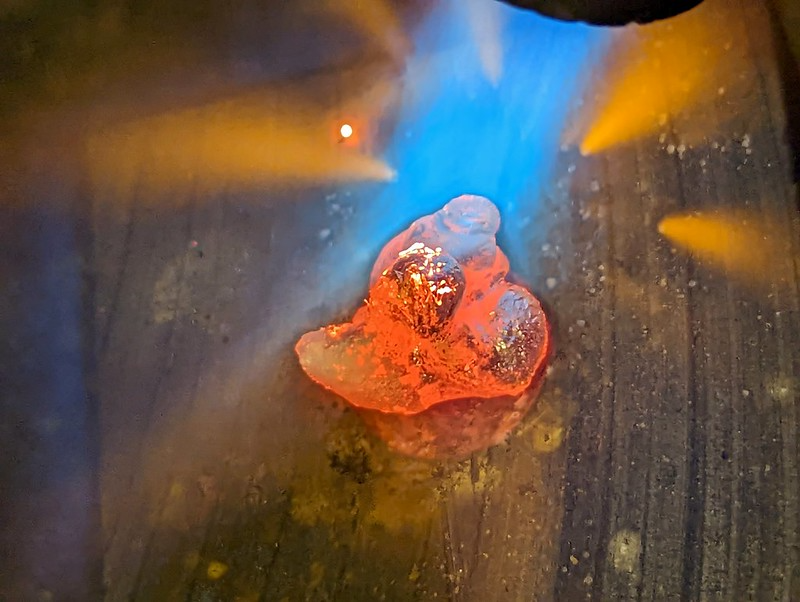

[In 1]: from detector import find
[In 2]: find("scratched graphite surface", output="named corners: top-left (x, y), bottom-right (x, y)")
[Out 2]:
top-left (6, 0), bottom-right (794, 600)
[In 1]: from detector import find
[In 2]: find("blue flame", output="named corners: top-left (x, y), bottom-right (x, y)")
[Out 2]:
top-left (283, 1), bottom-right (610, 338)
top-left (332, 2), bottom-right (607, 283)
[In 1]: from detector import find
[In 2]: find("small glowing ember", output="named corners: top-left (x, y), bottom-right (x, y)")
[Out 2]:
top-left (340, 123), bottom-right (354, 139)
top-left (296, 195), bottom-right (550, 416)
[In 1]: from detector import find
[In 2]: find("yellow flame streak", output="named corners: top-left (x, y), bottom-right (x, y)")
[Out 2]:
top-left (581, 2), bottom-right (736, 155)
top-left (323, 0), bottom-right (410, 62)
top-left (658, 210), bottom-right (796, 286)
top-left (87, 89), bottom-right (395, 201)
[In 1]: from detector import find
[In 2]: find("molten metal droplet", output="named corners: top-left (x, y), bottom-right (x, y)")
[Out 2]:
top-left (296, 195), bottom-right (550, 417)
top-left (373, 243), bottom-right (465, 337)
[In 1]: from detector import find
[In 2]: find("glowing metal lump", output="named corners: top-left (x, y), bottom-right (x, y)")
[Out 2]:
top-left (295, 195), bottom-right (550, 418)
